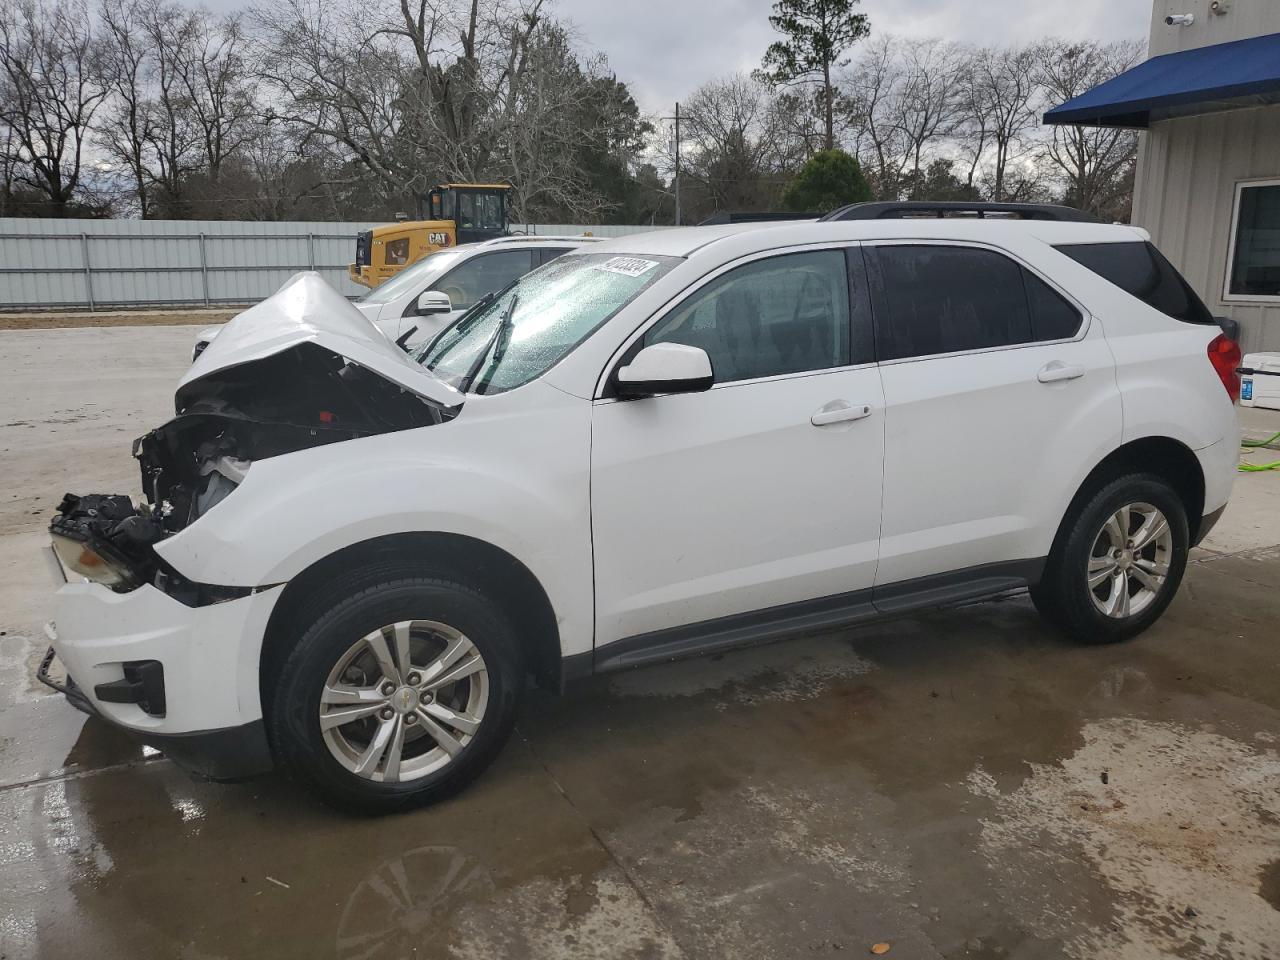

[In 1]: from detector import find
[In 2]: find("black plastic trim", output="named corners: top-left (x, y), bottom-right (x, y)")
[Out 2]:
top-left (135, 721), bottom-right (273, 781)
top-left (615, 375), bottom-right (714, 398)
top-left (1192, 504), bottom-right (1228, 548)
top-left (821, 201), bottom-right (1098, 223)
top-left (592, 559), bottom-right (1044, 675)
top-left (94, 659), bottom-right (166, 717)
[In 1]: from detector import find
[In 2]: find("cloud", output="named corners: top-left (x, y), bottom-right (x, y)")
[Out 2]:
top-left (554, 0), bottom-right (1151, 112)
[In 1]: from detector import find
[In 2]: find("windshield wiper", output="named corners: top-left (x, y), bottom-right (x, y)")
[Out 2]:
top-left (458, 293), bottom-right (518, 395)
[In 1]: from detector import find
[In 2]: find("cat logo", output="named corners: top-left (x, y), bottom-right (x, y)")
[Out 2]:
top-left (428, 232), bottom-right (451, 246)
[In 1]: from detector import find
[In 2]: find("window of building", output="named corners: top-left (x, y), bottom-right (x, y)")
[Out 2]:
top-left (1227, 180), bottom-right (1280, 300)
top-left (644, 250), bottom-right (852, 384)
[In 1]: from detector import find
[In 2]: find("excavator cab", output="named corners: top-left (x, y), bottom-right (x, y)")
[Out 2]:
top-left (427, 184), bottom-right (511, 245)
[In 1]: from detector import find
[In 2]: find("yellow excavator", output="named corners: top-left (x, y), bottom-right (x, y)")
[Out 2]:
top-left (349, 183), bottom-right (513, 288)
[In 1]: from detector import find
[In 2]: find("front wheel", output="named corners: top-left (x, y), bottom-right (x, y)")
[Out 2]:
top-left (1031, 474), bottom-right (1189, 644)
top-left (269, 577), bottom-right (522, 814)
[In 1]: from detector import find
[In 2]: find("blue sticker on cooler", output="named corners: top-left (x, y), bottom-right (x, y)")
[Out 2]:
top-left (1242, 380), bottom-right (1253, 400)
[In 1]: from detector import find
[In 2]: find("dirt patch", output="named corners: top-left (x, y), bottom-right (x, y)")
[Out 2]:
top-left (0, 309), bottom-right (240, 330)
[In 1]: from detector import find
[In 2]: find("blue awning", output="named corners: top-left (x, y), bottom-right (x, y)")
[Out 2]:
top-left (1044, 32), bottom-right (1280, 128)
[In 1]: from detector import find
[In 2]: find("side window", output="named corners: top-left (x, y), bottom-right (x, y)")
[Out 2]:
top-left (434, 250), bottom-right (533, 310)
top-left (385, 238), bottom-right (410, 266)
top-left (643, 250), bottom-right (852, 384)
top-left (456, 192), bottom-right (476, 229)
top-left (537, 247), bottom-right (574, 266)
top-left (1055, 241), bottom-right (1215, 325)
top-left (869, 245), bottom-right (1032, 361)
top-left (1024, 271), bottom-right (1083, 341)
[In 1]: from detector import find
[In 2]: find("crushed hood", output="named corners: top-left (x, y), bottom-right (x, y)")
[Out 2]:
top-left (181, 272), bottom-right (460, 408)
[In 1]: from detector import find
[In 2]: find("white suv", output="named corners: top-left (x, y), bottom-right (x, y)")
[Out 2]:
top-left (44, 210), bottom-right (1240, 812)
top-left (190, 235), bottom-right (598, 360)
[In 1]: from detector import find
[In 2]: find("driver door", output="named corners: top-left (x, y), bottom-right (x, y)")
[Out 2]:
top-left (589, 247), bottom-right (885, 661)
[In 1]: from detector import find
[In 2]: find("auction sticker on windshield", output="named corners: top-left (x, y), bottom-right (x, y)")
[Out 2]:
top-left (594, 257), bottom-right (659, 278)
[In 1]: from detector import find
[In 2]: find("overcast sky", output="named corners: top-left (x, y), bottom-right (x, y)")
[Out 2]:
top-left (554, 0), bottom-right (1151, 113)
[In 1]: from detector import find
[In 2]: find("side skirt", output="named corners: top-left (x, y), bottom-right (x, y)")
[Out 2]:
top-left (589, 558), bottom-right (1045, 676)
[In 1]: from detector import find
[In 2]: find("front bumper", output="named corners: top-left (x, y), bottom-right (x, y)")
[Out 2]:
top-left (44, 550), bottom-right (283, 780)
top-left (37, 646), bottom-right (272, 780)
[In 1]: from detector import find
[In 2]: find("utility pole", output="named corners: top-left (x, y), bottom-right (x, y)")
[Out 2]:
top-left (674, 101), bottom-right (681, 227)
top-left (661, 102), bottom-right (683, 226)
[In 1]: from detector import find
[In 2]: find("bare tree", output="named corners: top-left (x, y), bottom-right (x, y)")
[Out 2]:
top-left (1034, 38), bottom-right (1143, 219)
top-left (841, 36), bottom-right (964, 199)
top-left (895, 38), bottom-right (965, 191)
top-left (178, 11), bottom-right (253, 182)
top-left (99, 0), bottom-right (155, 215)
top-left (675, 73), bottom-right (799, 216)
top-left (957, 45), bottom-right (1042, 201)
top-left (0, 0), bottom-right (112, 213)
top-left (252, 0), bottom-right (639, 220)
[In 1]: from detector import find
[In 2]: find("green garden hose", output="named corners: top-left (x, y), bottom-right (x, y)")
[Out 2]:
top-left (1240, 429), bottom-right (1280, 472)
top-left (1242, 429), bottom-right (1280, 448)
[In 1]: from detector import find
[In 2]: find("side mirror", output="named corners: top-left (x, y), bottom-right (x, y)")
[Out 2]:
top-left (415, 290), bottom-right (453, 316)
top-left (615, 343), bottom-right (714, 398)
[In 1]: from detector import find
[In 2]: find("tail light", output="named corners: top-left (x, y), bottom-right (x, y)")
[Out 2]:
top-left (1207, 333), bottom-right (1242, 402)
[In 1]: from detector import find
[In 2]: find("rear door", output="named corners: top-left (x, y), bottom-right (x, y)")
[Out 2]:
top-left (866, 241), bottom-right (1122, 595)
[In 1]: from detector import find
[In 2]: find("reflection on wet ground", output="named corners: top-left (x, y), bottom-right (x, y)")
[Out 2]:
top-left (2, 550), bottom-right (1279, 959)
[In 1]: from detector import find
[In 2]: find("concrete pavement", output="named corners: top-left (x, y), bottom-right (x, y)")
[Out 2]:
top-left (1, 326), bottom-right (1278, 959)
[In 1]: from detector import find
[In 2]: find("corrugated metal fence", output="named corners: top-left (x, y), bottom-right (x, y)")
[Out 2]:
top-left (0, 218), bottom-right (665, 310)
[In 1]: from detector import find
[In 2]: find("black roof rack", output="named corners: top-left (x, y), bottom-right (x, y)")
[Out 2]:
top-left (818, 201), bottom-right (1100, 223)
top-left (698, 211), bottom-right (820, 225)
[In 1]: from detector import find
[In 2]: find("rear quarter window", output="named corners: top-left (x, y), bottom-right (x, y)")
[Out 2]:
top-left (1055, 241), bottom-right (1215, 325)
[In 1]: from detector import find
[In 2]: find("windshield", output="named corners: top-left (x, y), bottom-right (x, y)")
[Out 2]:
top-left (358, 249), bottom-right (465, 305)
top-left (414, 253), bottom-right (677, 394)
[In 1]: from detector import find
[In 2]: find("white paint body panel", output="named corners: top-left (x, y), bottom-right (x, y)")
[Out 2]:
top-left (183, 272), bottom-right (461, 407)
top-left (876, 323), bottom-right (1123, 584)
top-left (155, 379), bottom-right (596, 659)
top-left (591, 365), bottom-right (885, 644)
top-left (53, 582), bottom-right (282, 733)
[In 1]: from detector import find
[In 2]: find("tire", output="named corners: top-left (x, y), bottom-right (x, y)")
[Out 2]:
top-left (268, 577), bottom-right (522, 814)
top-left (1030, 474), bottom-right (1189, 644)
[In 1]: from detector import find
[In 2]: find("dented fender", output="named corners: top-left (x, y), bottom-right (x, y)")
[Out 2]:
top-left (155, 380), bottom-right (596, 659)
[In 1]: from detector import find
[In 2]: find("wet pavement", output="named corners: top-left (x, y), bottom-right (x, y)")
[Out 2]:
top-left (2, 326), bottom-right (1280, 960)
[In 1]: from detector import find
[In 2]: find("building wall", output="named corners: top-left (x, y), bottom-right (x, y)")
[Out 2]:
top-left (1134, 1), bottom-right (1280, 353)
top-left (1148, 0), bottom-right (1280, 56)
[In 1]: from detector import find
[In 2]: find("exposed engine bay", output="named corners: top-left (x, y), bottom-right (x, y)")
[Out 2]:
top-left (50, 343), bottom-right (456, 599)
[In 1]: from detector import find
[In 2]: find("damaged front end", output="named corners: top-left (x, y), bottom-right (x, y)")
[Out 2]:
top-left (51, 340), bottom-right (457, 602)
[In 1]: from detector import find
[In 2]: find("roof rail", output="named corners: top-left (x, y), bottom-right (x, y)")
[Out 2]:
top-left (819, 201), bottom-right (1100, 223)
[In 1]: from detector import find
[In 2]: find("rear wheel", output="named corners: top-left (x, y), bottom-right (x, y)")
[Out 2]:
top-left (1031, 474), bottom-right (1188, 644)
top-left (269, 577), bottom-right (522, 814)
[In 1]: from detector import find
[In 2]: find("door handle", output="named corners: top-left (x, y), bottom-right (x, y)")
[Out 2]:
top-left (1037, 361), bottom-right (1086, 383)
top-left (810, 401), bottom-right (873, 426)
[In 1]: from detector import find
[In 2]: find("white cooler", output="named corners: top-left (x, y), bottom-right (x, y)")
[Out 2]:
top-left (1240, 352), bottom-right (1280, 411)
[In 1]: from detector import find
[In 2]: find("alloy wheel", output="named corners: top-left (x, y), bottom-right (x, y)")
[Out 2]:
top-left (319, 620), bottom-right (489, 783)
top-left (1087, 501), bottom-right (1173, 619)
